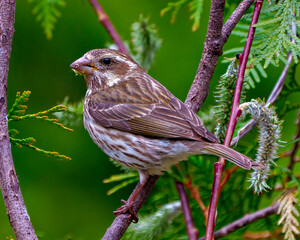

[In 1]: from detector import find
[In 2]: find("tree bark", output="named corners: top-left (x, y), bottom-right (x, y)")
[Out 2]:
top-left (0, 0), bottom-right (38, 239)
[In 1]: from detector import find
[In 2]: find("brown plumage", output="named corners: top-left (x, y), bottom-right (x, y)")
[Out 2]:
top-left (70, 49), bottom-right (261, 221)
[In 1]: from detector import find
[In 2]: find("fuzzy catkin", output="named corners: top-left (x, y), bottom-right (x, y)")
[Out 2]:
top-left (240, 99), bottom-right (282, 193)
top-left (214, 55), bottom-right (249, 142)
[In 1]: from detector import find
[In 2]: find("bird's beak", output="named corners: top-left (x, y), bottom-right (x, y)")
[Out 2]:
top-left (70, 56), bottom-right (96, 75)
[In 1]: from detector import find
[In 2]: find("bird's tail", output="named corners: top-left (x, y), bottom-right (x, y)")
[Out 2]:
top-left (192, 142), bottom-right (263, 170)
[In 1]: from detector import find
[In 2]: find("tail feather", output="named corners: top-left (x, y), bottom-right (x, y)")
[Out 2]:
top-left (198, 143), bottom-right (263, 170)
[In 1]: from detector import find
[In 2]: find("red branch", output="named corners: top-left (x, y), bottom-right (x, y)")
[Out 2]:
top-left (205, 1), bottom-right (263, 239)
top-left (199, 202), bottom-right (280, 240)
top-left (287, 110), bottom-right (300, 171)
top-left (88, 0), bottom-right (129, 55)
top-left (184, 177), bottom-right (208, 224)
top-left (175, 181), bottom-right (199, 240)
top-left (219, 165), bottom-right (238, 192)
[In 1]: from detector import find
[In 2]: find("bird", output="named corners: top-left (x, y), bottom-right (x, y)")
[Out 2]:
top-left (70, 49), bottom-right (262, 222)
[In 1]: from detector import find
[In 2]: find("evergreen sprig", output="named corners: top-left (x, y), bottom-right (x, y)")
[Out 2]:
top-left (251, 0), bottom-right (300, 68)
top-left (228, 0), bottom-right (299, 69)
top-left (161, 0), bottom-right (204, 31)
top-left (240, 99), bottom-right (282, 193)
top-left (8, 91), bottom-right (72, 161)
top-left (131, 15), bottom-right (162, 72)
top-left (29, 0), bottom-right (66, 39)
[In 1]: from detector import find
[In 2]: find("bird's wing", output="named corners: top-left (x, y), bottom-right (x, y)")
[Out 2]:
top-left (88, 74), bottom-right (218, 142)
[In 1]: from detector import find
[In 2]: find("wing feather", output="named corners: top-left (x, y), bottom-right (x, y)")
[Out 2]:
top-left (87, 74), bottom-right (218, 142)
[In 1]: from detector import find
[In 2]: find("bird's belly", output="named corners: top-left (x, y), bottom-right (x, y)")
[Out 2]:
top-left (84, 120), bottom-right (191, 175)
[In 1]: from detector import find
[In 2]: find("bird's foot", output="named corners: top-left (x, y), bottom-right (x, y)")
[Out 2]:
top-left (113, 199), bottom-right (139, 223)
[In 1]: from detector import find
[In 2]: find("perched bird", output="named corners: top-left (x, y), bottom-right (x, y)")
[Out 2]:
top-left (70, 49), bottom-right (261, 222)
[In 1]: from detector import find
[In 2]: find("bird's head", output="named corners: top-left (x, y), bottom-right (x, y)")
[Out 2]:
top-left (70, 49), bottom-right (142, 89)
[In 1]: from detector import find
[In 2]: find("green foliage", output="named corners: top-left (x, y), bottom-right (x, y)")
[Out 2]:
top-left (103, 172), bottom-right (139, 195)
top-left (228, 0), bottom-right (300, 69)
top-left (240, 99), bottom-right (283, 193)
top-left (131, 15), bottom-right (162, 72)
top-left (8, 91), bottom-right (72, 161)
top-left (29, 0), bottom-right (66, 39)
top-left (161, 0), bottom-right (204, 31)
top-left (123, 201), bottom-right (181, 240)
top-left (251, 0), bottom-right (300, 68)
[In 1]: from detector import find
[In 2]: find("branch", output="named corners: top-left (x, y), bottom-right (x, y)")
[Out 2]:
top-left (185, 0), bottom-right (225, 112)
top-left (0, 0), bottom-right (38, 239)
top-left (175, 181), bottom-right (198, 240)
top-left (221, 0), bottom-right (255, 43)
top-left (185, 0), bottom-right (255, 112)
top-left (205, 1), bottom-right (263, 239)
top-left (88, 0), bottom-right (129, 55)
top-left (219, 165), bottom-right (238, 192)
top-left (102, 175), bottom-right (159, 240)
top-left (199, 203), bottom-right (280, 240)
top-left (184, 177), bottom-right (208, 224)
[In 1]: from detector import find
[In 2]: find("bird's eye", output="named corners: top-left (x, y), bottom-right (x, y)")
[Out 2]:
top-left (103, 58), bottom-right (111, 65)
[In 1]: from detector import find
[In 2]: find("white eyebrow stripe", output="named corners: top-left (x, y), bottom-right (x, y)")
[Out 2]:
top-left (114, 55), bottom-right (137, 69)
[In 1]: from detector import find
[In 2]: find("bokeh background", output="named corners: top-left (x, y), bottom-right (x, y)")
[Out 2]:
top-left (1, 0), bottom-right (299, 239)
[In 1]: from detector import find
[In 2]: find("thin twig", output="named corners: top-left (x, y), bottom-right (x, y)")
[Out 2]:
top-left (287, 110), bottom-right (300, 171)
top-left (242, 230), bottom-right (279, 239)
top-left (221, 0), bottom-right (255, 42)
top-left (184, 177), bottom-right (208, 224)
top-left (175, 181), bottom-right (199, 240)
top-left (0, 0), bottom-right (38, 239)
top-left (219, 165), bottom-right (238, 192)
top-left (88, 0), bottom-right (129, 55)
top-left (205, 1), bottom-right (263, 239)
top-left (199, 202), bottom-right (280, 240)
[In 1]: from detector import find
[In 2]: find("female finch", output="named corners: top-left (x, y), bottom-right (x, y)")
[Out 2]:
top-left (70, 49), bottom-right (261, 221)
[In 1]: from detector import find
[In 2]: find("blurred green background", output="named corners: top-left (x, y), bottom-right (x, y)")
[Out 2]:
top-left (0, 0), bottom-right (299, 239)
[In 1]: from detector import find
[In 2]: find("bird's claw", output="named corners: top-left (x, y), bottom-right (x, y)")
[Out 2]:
top-left (113, 199), bottom-right (139, 223)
